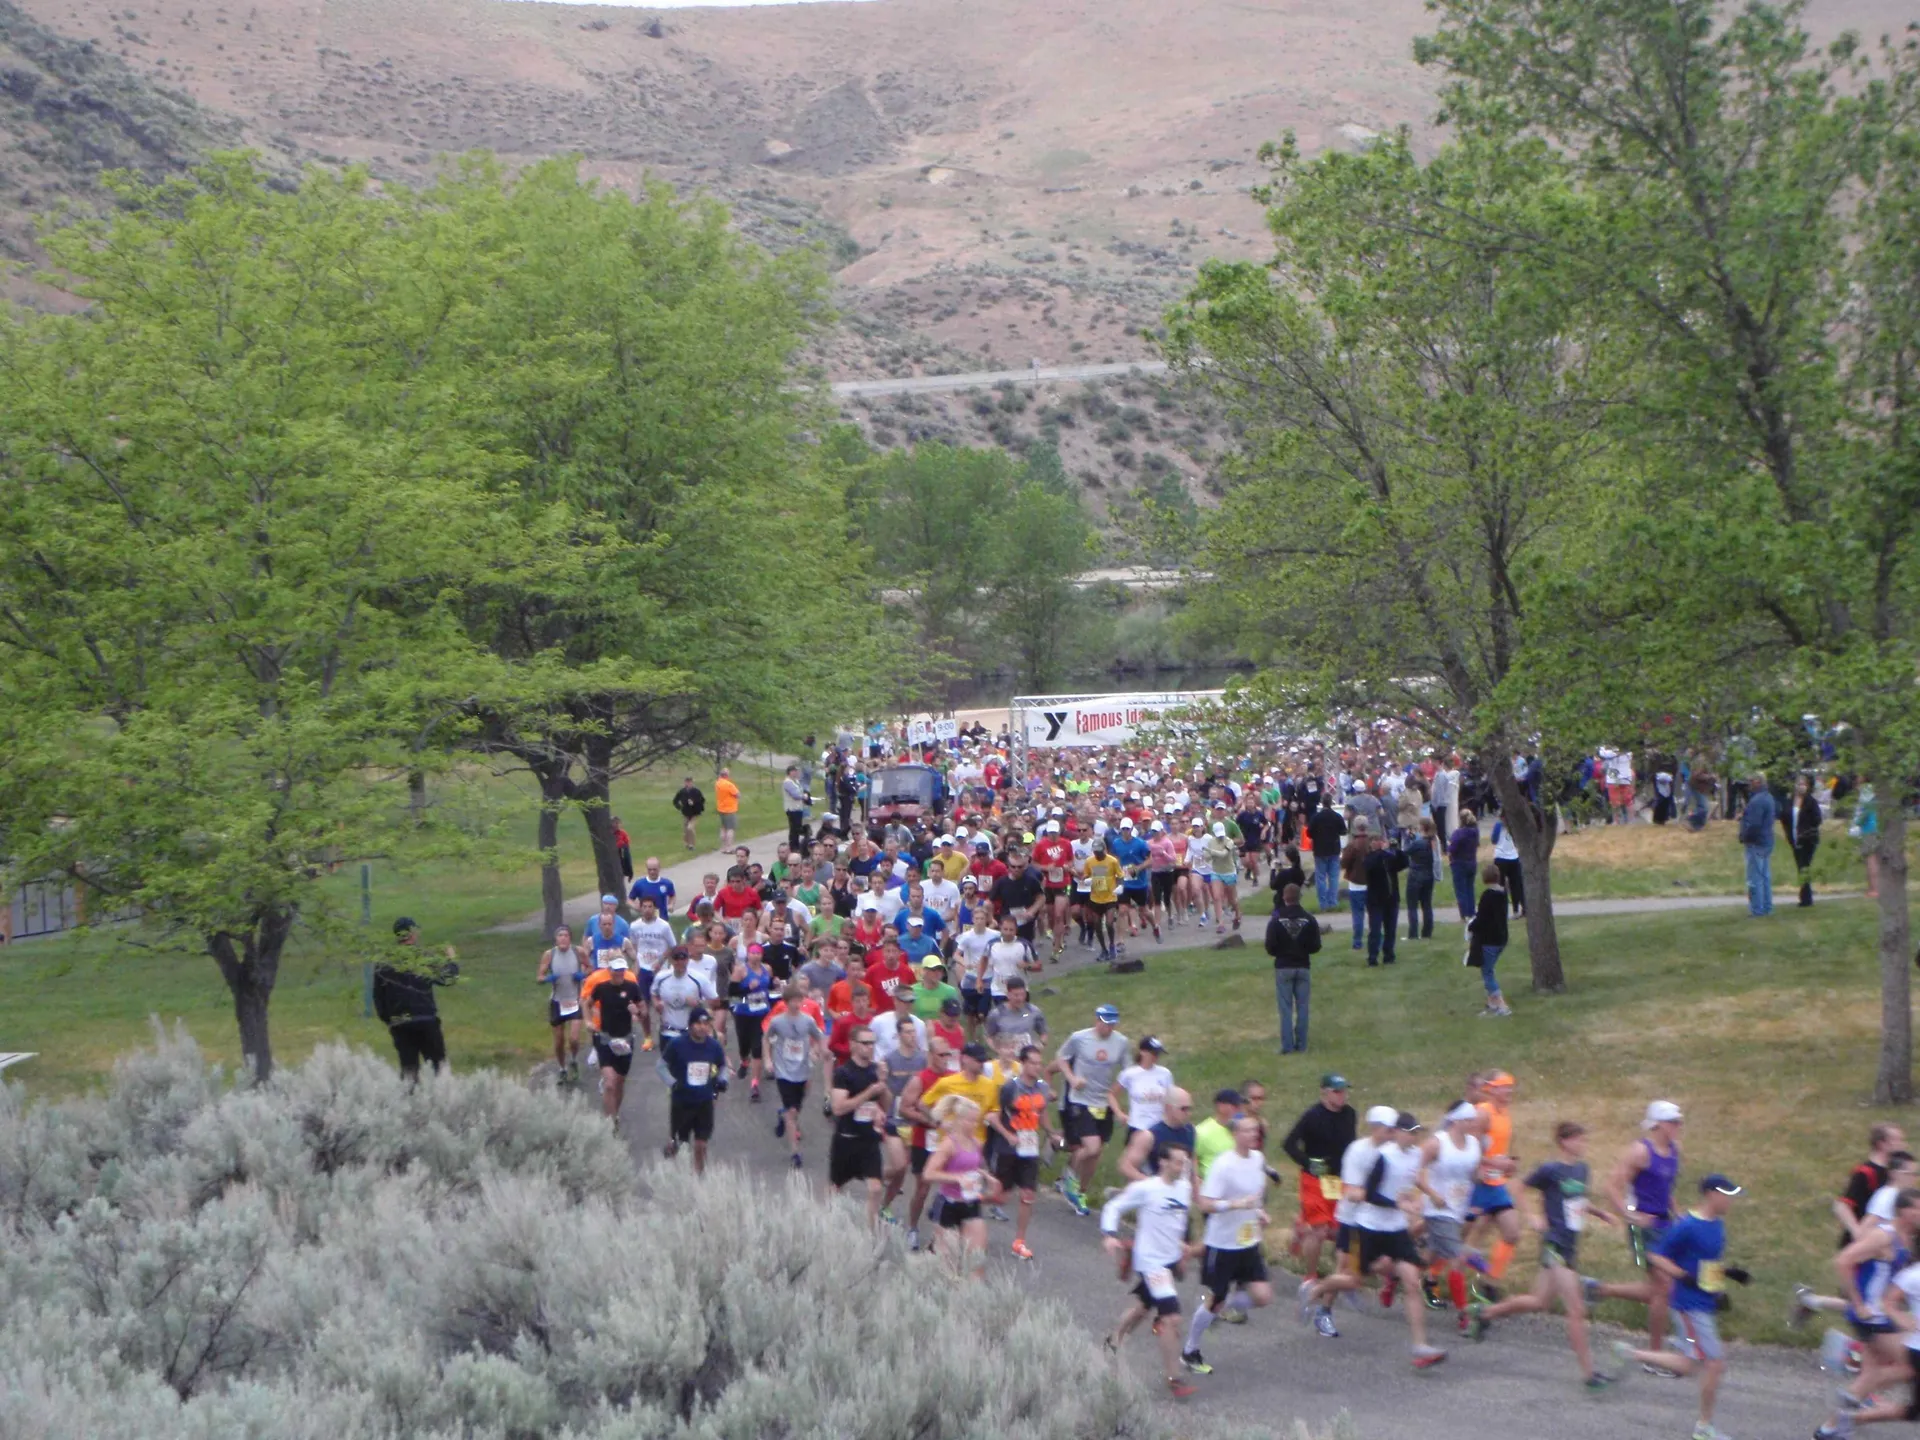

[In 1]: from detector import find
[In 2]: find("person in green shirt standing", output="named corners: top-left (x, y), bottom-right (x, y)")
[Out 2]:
top-left (1194, 1088), bottom-right (1244, 1183)
top-left (911, 957), bottom-right (961, 1020)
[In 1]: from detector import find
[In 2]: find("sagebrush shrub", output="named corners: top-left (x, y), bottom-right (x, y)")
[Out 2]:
top-left (0, 1029), bottom-right (1350, 1440)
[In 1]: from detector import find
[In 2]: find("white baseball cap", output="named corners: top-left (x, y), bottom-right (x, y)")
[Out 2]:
top-left (1643, 1100), bottom-right (1684, 1128)
top-left (1149, 819), bottom-right (1166, 832)
top-left (1044, 820), bottom-right (1061, 834)
top-left (1211, 822), bottom-right (1226, 837)
top-left (937, 834), bottom-right (955, 844)
top-left (1120, 818), bottom-right (1135, 829)
top-left (1445, 1101), bottom-right (1479, 1124)
top-left (1365, 1104), bottom-right (1399, 1127)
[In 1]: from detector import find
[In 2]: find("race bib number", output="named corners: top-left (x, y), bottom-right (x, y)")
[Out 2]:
top-left (1235, 1221), bottom-right (1258, 1247)
top-left (606, 1037), bottom-right (631, 1057)
top-left (686, 1062), bottom-right (711, 1087)
top-left (747, 996), bottom-right (769, 1013)
top-left (1015, 1131), bottom-right (1040, 1158)
top-left (1145, 1267), bottom-right (1178, 1301)
top-left (855, 1101), bottom-right (881, 1125)
top-left (597, 948), bottom-right (623, 966)
top-left (960, 1171), bottom-right (983, 1202)
top-left (1088, 1105), bottom-right (1108, 1121)
top-left (779, 1040), bottom-right (807, 1066)
top-left (1565, 1196), bottom-right (1587, 1232)
top-left (1320, 1174), bottom-right (1343, 1201)
top-left (1698, 1261), bottom-right (1726, 1294)
top-left (558, 1002), bottom-right (580, 1018)
top-left (1045, 867), bottom-right (1065, 885)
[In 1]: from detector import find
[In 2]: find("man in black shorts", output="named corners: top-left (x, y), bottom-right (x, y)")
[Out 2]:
top-left (989, 1044), bottom-right (1059, 1260)
top-left (579, 951), bottom-right (645, 1127)
top-left (830, 1026), bottom-right (891, 1230)
top-left (662, 1006), bottom-right (728, 1175)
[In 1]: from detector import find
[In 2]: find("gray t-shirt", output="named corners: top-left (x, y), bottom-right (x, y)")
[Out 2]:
top-left (546, 944), bottom-right (583, 1010)
top-left (1056, 1027), bottom-right (1130, 1108)
top-left (984, 1002), bottom-right (1048, 1054)
top-left (800, 960), bottom-right (845, 1001)
top-left (654, 970), bottom-right (716, 1034)
top-left (764, 1011), bottom-right (823, 1084)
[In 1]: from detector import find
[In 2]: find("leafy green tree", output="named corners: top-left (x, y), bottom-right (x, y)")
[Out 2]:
top-left (991, 480), bottom-right (1098, 689)
top-left (1166, 133), bottom-right (1619, 992)
top-left (1421, 0), bottom-right (1920, 1096)
top-left (413, 158), bottom-right (898, 921)
top-left (0, 158), bottom-right (563, 1079)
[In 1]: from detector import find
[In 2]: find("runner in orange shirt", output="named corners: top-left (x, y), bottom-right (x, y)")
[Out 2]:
top-left (1466, 1070), bottom-right (1522, 1287)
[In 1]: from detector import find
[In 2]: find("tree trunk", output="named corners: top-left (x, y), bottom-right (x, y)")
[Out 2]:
top-left (407, 769), bottom-right (427, 826)
top-left (580, 734), bottom-right (627, 912)
top-left (1873, 802), bottom-right (1912, 1105)
top-left (208, 905), bottom-right (296, 1083)
top-left (1487, 759), bottom-right (1566, 994)
top-left (535, 762), bottom-right (571, 940)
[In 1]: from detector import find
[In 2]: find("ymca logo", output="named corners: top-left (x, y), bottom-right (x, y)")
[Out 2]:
top-left (1041, 710), bottom-right (1069, 740)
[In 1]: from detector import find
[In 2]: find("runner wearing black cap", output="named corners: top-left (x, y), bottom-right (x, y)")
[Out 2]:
top-left (1282, 1075), bottom-right (1356, 1281)
top-left (661, 1006), bottom-right (727, 1174)
top-left (373, 917), bottom-right (458, 1082)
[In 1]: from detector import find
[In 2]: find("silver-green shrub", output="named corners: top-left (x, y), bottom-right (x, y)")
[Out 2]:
top-left (0, 1028), bottom-right (1349, 1440)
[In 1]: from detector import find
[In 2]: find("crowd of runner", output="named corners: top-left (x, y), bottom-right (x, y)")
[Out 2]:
top-left (498, 729), bottom-right (1901, 1438)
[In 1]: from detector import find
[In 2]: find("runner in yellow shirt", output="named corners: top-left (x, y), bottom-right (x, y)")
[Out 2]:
top-left (1083, 836), bottom-right (1126, 964)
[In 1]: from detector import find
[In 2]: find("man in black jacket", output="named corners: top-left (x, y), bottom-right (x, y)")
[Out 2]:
top-left (1281, 1074), bottom-right (1356, 1281)
top-left (1782, 773), bottom-right (1823, 907)
top-left (1305, 805), bottom-right (1347, 914)
top-left (374, 917), bottom-right (459, 1082)
top-left (1265, 883), bottom-right (1322, 1055)
top-left (1363, 834), bottom-right (1409, 967)
top-left (673, 778), bottom-right (706, 852)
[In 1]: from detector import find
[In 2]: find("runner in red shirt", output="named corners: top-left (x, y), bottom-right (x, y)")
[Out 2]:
top-left (968, 839), bottom-right (1009, 887)
top-left (1031, 821), bottom-right (1075, 960)
top-left (714, 869), bottom-right (760, 921)
top-left (827, 986), bottom-right (878, 1067)
top-left (866, 936), bottom-right (916, 1002)
top-left (827, 956), bottom-right (886, 1019)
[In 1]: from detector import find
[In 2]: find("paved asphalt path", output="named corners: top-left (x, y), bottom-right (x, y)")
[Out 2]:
top-left (522, 840), bottom-right (1840, 1440)
top-left (830, 359), bottom-right (1169, 398)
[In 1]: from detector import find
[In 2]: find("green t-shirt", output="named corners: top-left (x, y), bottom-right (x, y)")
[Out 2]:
top-left (1194, 1116), bottom-right (1236, 1182)
top-left (811, 911), bottom-right (845, 939)
top-left (911, 980), bottom-right (961, 1020)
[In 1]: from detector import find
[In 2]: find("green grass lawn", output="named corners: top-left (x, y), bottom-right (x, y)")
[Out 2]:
top-left (0, 762), bottom-right (786, 1094)
top-left (1041, 895), bottom-right (1902, 1345)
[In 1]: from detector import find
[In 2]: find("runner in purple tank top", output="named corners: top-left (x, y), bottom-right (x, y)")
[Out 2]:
top-left (1583, 1100), bottom-right (1684, 1358)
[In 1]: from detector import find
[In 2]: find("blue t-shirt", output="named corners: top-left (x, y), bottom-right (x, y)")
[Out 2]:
top-left (664, 1034), bottom-right (728, 1102)
top-left (900, 931), bottom-right (940, 966)
top-left (581, 915), bottom-right (630, 954)
top-left (1110, 835), bottom-right (1151, 889)
top-left (628, 876), bottom-right (676, 913)
top-left (1654, 1211), bottom-right (1727, 1312)
top-left (893, 908), bottom-right (945, 937)
top-left (731, 966), bottom-right (775, 1019)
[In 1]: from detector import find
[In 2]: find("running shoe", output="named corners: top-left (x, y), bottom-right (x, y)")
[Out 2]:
top-left (988, 1205), bottom-right (1010, 1223)
top-left (1411, 1346), bottom-right (1447, 1369)
top-left (1789, 1284), bottom-right (1817, 1330)
top-left (775, 1115), bottom-right (787, 1139)
top-left (1815, 1424), bottom-right (1852, 1440)
top-left (880, 1206), bottom-right (897, 1225)
top-left (1313, 1308), bottom-right (1340, 1338)
top-left (1152, 923), bottom-right (1162, 942)
top-left (1011, 1239), bottom-right (1034, 1260)
top-left (1297, 1280), bottom-right (1318, 1322)
top-left (1468, 1304), bottom-right (1490, 1342)
top-left (1580, 1274), bottom-right (1604, 1304)
top-left (749, 1083), bottom-right (761, 1104)
top-left (789, 1153), bottom-right (803, 1170)
top-left (1583, 1373), bottom-right (1614, 1394)
top-left (661, 1140), bottom-right (679, 1160)
top-left (1380, 1276), bottom-right (1398, 1308)
top-left (640, 1037), bottom-right (653, 1052)
top-left (1065, 1186), bottom-right (1091, 1218)
top-left (1167, 1378), bottom-right (1198, 1400)
top-left (1690, 1426), bottom-right (1733, 1440)
top-left (1218, 1304), bottom-right (1247, 1324)
top-left (1421, 1275), bottom-right (1445, 1310)
top-left (1181, 1351), bottom-right (1213, 1375)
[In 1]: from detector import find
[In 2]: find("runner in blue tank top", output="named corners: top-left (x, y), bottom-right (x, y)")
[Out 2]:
top-left (1813, 1189), bottom-right (1920, 1440)
top-left (1583, 1100), bottom-right (1684, 1358)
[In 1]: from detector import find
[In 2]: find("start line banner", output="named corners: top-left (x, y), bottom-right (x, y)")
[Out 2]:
top-left (1020, 692), bottom-right (1219, 749)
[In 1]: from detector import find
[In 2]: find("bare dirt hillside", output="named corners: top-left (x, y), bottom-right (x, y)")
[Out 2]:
top-left (10, 0), bottom-right (1911, 515)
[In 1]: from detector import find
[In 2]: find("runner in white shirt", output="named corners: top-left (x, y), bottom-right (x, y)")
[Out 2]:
top-left (922, 873), bottom-right (962, 929)
top-left (984, 919), bottom-right (1032, 1000)
top-left (1420, 1102), bottom-right (1485, 1332)
top-left (628, 899), bottom-right (676, 1051)
top-left (1101, 1143), bottom-right (1201, 1400)
top-left (1116, 1042), bottom-right (1176, 1132)
top-left (1301, 1108), bottom-right (1391, 1335)
top-left (1183, 1117), bottom-right (1276, 1375)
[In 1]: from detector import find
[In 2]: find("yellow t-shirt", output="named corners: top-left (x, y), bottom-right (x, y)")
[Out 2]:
top-left (1085, 855), bottom-right (1124, 904)
top-left (939, 852), bottom-right (973, 884)
top-left (923, 1070), bottom-right (1002, 1146)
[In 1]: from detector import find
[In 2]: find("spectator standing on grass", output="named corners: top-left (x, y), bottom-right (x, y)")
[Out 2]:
top-left (714, 767), bottom-right (741, 847)
top-left (1307, 801), bottom-right (1347, 913)
top-left (1738, 771), bottom-right (1776, 917)
top-left (673, 777), bottom-right (706, 852)
top-left (1429, 757), bottom-right (1459, 851)
top-left (1466, 864), bottom-right (1511, 1017)
top-left (1265, 883), bottom-right (1321, 1055)
top-left (1490, 813), bottom-right (1524, 918)
top-left (1783, 773), bottom-right (1822, 908)
top-left (1404, 818), bottom-right (1437, 941)
top-left (1362, 832), bottom-right (1408, 967)
top-left (1448, 809), bottom-right (1480, 922)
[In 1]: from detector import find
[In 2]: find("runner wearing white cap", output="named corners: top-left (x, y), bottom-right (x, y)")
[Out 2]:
top-left (1582, 1099), bottom-right (1684, 1354)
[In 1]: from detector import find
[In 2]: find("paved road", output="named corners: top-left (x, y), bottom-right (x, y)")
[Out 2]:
top-left (530, 854), bottom-right (1840, 1440)
top-left (831, 359), bottom-right (1168, 398)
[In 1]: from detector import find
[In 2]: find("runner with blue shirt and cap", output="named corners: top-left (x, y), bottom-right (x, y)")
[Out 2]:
top-left (1613, 1174), bottom-right (1750, 1440)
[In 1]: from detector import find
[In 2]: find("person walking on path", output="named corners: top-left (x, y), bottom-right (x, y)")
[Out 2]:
top-left (1448, 810), bottom-right (1480, 922)
top-left (714, 768), bottom-right (742, 848)
top-left (1466, 865), bottom-right (1512, 1017)
top-left (673, 777), bottom-right (706, 852)
top-left (1783, 773), bottom-right (1822, 907)
top-left (1265, 882), bottom-right (1322, 1054)
top-left (1738, 772), bottom-right (1776, 917)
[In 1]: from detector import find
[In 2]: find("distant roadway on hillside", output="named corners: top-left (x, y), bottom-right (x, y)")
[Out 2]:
top-left (830, 359), bottom-right (1170, 398)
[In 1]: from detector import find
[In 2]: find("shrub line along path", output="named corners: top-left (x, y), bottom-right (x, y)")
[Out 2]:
top-left (517, 830), bottom-right (1838, 1438)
